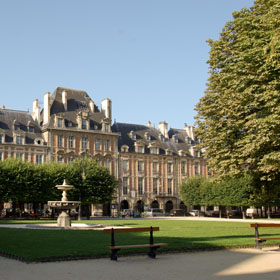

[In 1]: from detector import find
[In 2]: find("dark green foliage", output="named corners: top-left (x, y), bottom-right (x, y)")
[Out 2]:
top-left (179, 175), bottom-right (254, 208)
top-left (195, 0), bottom-right (280, 203)
top-left (0, 158), bottom-right (117, 206)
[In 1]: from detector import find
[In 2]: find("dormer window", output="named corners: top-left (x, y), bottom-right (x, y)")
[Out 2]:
top-left (151, 147), bottom-right (158, 155)
top-left (16, 135), bottom-right (23, 145)
top-left (57, 118), bottom-right (63, 128)
top-left (165, 149), bottom-right (172, 155)
top-left (172, 135), bottom-right (178, 143)
top-left (35, 138), bottom-right (43, 145)
top-left (14, 124), bottom-right (20, 131)
top-left (145, 132), bottom-right (151, 141)
top-left (0, 134), bottom-right (3, 144)
top-left (28, 126), bottom-right (34, 133)
top-left (194, 151), bottom-right (199, 157)
top-left (105, 124), bottom-right (109, 132)
top-left (179, 150), bottom-right (186, 157)
top-left (186, 137), bottom-right (192, 144)
top-left (121, 145), bottom-right (129, 153)
top-left (82, 119), bottom-right (87, 129)
top-left (159, 134), bottom-right (165, 142)
top-left (130, 131), bottom-right (136, 140)
top-left (137, 146), bottom-right (144, 153)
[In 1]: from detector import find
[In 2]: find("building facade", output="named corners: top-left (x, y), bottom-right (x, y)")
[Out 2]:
top-left (0, 87), bottom-right (209, 215)
top-left (112, 122), bottom-right (209, 214)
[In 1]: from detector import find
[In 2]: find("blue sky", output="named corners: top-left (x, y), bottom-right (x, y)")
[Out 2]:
top-left (0, 0), bottom-right (254, 129)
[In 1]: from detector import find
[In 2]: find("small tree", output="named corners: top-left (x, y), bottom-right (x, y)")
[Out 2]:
top-left (179, 176), bottom-right (206, 213)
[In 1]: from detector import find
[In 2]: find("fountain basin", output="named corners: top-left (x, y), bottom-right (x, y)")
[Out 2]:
top-left (48, 201), bottom-right (80, 210)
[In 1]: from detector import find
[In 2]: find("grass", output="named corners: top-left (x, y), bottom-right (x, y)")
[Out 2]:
top-left (0, 219), bottom-right (280, 262)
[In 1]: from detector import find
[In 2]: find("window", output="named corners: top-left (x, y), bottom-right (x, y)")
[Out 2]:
top-left (57, 118), bottom-right (62, 128)
top-left (14, 124), bottom-right (20, 131)
top-left (82, 137), bottom-right (88, 149)
top-left (104, 124), bottom-right (109, 132)
top-left (138, 178), bottom-right (143, 195)
top-left (181, 161), bottom-right (186, 175)
top-left (57, 135), bottom-right (63, 147)
top-left (0, 152), bottom-right (2, 160)
top-left (194, 151), bottom-right (199, 157)
top-left (16, 136), bottom-right (23, 145)
top-left (95, 139), bottom-right (100, 150)
top-left (167, 163), bottom-right (172, 174)
top-left (36, 154), bottom-right (43, 164)
top-left (68, 136), bottom-right (74, 148)
top-left (16, 153), bottom-right (23, 160)
top-left (151, 147), bottom-right (157, 154)
top-left (138, 161), bottom-right (143, 172)
top-left (153, 178), bottom-right (158, 194)
top-left (121, 145), bottom-right (129, 152)
top-left (145, 133), bottom-right (151, 141)
top-left (166, 150), bottom-right (172, 155)
top-left (122, 160), bottom-right (128, 172)
top-left (28, 126), bottom-right (34, 133)
top-left (58, 157), bottom-right (63, 163)
top-left (168, 179), bottom-right (172, 195)
top-left (153, 162), bottom-right (158, 173)
top-left (105, 139), bottom-right (110, 151)
top-left (105, 159), bottom-right (110, 169)
top-left (0, 134), bottom-right (3, 144)
top-left (123, 177), bottom-right (128, 195)
top-left (137, 146), bottom-right (144, 153)
top-left (82, 119), bottom-right (87, 129)
top-left (195, 162), bottom-right (200, 175)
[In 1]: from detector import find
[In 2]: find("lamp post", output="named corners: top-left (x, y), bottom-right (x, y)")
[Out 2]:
top-left (78, 161), bottom-right (86, 221)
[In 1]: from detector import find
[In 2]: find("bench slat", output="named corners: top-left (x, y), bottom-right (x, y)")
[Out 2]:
top-left (108, 243), bottom-right (168, 249)
top-left (103, 227), bottom-right (159, 233)
top-left (254, 238), bottom-right (280, 241)
top-left (250, 224), bottom-right (280, 228)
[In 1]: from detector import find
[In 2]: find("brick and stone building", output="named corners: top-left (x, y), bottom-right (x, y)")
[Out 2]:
top-left (0, 87), bottom-right (209, 216)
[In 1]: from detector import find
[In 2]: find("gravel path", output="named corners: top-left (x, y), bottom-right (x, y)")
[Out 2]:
top-left (1, 247), bottom-right (280, 280)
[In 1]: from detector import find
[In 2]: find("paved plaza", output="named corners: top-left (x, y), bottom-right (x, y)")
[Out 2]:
top-left (1, 247), bottom-right (280, 280)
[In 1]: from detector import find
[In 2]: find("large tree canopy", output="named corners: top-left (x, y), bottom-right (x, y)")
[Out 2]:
top-left (195, 0), bottom-right (280, 193)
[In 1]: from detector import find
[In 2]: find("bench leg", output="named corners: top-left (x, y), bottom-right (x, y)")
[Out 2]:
top-left (255, 240), bottom-right (265, 250)
top-left (110, 249), bottom-right (120, 261)
top-left (148, 246), bottom-right (159, 259)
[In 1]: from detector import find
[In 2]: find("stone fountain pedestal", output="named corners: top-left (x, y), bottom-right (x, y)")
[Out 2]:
top-left (48, 180), bottom-right (81, 228)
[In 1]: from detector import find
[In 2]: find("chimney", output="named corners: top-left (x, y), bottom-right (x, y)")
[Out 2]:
top-left (184, 124), bottom-right (194, 140)
top-left (158, 121), bottom-right (169, 138)
top-left (147, 121), bottom-right (151, 127)
top-left (1, 105), bottom-right (5, 109)
top-left (62, 90), bottom-right (67, 111)
top-left (43, 92), bottom-right (50, 125)
top-left (101, 98), bottom-right (112, 123)
top-left (32, 99), bottom-right (41, 123)
top-left (89, 100), bottom-right (95, 112)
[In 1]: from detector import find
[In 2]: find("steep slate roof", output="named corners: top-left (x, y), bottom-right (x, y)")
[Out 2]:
top-left (41, 87), bottom-right (106, 129)
top-left (0, 109), bottom-right (43, 144)
top-left (112, 122), bottom-right (195, 156)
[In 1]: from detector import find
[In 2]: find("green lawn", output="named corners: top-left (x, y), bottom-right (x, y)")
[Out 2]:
top-left (0, 219), bottom-right (280, 262)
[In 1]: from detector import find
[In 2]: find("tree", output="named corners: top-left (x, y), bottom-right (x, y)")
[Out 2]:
top-left (68, 158), bottom-right (117, 204)
top-left (215, 175), bottom-right (254, 218)
top-left (195, 0), bottom-right (280, 202)
top-left (179, 176), bottom-right (206, 209)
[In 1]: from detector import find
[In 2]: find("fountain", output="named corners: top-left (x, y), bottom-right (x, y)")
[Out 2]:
top-left (48, 180), bottom-right (81, 228)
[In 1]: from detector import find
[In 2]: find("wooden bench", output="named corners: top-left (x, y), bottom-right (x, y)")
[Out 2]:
top-left (250, 223), bottom-right (280, 249)
top-left (103, 226), bottom-right (168, 260)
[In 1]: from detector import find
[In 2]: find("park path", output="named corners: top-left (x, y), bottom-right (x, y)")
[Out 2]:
top-left (0, 247), bottom-right (280, 280)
